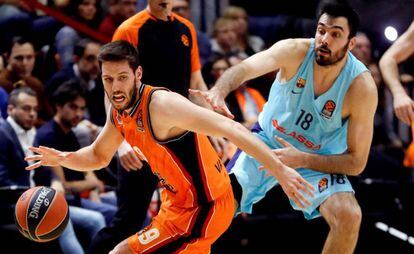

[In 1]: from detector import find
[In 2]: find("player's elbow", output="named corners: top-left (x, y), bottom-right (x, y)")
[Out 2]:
top-left (348, 159), bottom-right (366, 176)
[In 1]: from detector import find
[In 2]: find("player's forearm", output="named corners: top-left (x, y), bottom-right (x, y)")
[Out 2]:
top-left (301, 152), bottom-right (365, 176)
top-left (60, 146), bottom-right (109, 172)
top-left (380, 55), bottom-right (405, 96)
top-left (212, 64), bottom-right (248, 98)
top-left (226, 122), bottom-right (285, 173)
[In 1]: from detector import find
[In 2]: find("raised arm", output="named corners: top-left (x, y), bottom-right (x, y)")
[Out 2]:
top-left (189, 38), bottom-right (308, 118)
top-left (150, 91), bottom-right (315, 208)
top-left (26, 114), bottom-right (124, 172)
top-left (379, 21), bottom-right (414, 125)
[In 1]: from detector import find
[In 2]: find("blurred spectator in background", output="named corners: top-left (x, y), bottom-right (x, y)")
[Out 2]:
top-left (211, 17), bottom-right (239, 57)
top-left (0, 87), bottom-right (105, 254)
top-left (172, 0), bottom-right (212, 65)
top-left (35, 81), bottom-right (117, 225)
top-left (55, 0), bottom-right (101, 68)
top-left (99, 0), bottom-right (137, 38)
top-left (222, 6), bottom-right (264, 58)
top-left (46, 39), bottom-right (106, 126)
top-left (0, 37), bottom-right (52, 123)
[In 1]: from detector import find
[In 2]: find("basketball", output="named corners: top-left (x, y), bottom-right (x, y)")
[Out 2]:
top-left (14, 186), bottom-right (69, 242)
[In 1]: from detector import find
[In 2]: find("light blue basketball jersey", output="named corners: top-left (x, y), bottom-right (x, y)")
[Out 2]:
top-left (259, 38), bottom-right (368, 155)
top-left (230, 39), bottom-right (368, 219)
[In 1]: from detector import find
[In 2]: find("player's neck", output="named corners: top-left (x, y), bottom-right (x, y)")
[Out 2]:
top-left (146, 6), bottom-right (172, 21)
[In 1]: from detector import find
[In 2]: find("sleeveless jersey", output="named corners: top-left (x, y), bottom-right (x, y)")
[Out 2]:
top-left (111, 85), bottom-right (230, 208)
top-left (258, 39), bottom-right (368, 154)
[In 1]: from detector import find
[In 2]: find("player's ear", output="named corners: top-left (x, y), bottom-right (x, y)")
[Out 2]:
top-left (348, 37), bottom-right (356, 51)
top-left (135, 66), bottom-right (143, 81)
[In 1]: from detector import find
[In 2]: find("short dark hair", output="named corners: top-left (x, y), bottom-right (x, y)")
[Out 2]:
top-left (317, 0), bottom-right (359, 38)
top-left (8, 87), bottom-right (37, 106)
top-left (7, 36), bottom-right (34, 56)
top-left (74, 38), bottom-right (96, 58)
top-left (98, 40), bottom-right (140, 71)
top-left (52, 79), bottom-right (86, 107)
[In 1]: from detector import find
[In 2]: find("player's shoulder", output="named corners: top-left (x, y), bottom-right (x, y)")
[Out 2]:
top-left (348, 71), bottom-right (378, 107)
top-left (272, 38), bottom-right (310, 54)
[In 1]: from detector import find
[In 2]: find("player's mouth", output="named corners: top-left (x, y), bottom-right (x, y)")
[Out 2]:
top-left (318, 48), bottom-right (331, 56)
top-left (112, 94), bottom-right (126, 103)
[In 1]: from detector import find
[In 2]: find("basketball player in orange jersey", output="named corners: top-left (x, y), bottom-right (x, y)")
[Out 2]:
top-left (25, 40), bottom-right (314, 254)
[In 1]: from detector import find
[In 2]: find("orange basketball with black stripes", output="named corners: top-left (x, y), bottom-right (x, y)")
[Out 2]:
top-left (14, 186), bottom-right (69, 242)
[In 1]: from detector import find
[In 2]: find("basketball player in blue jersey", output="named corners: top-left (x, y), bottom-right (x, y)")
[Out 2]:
top-left (190, 1), bottom-right (377, 253)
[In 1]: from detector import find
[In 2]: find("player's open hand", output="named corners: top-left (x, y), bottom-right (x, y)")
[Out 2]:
top-left (25, 146), bottom-right (69, 170)
top-left (260, 164), bottom-right (315, 209)
top-left (189, 88), bottom-right (234, 119)
top-left (393, 91), bottom-right (414, 125)
top-left (109, 238), bottom-right (134, 254)
top-left (273, 136), bottom-right (305, 169)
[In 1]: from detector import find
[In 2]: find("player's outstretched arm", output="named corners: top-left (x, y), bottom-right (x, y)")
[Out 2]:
top-left (150, 90), bottom-right (315, 208)
top-left (380, 21), bottom-right (414, 125)
top-left (25, 114), bottom-right (124, 172)
top-left (189, 38), bottom-right (308, 118)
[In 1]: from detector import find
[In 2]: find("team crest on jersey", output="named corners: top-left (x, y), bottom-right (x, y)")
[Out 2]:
top-left (181, 34), bottom-right (190, 47)
top-left (292, 78), bottom-right (306, 94)
top-left (318, 177), bottom-right (328, 193)
top-left (296, 78), bottom-right (306, 88)
top-left (321, 100), bottom-right (336, 119)
top-left (136, 109), bottom-right (144, 132)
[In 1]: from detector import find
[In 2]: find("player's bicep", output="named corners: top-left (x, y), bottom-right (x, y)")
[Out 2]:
top-left (347, 75), bottom-right (378, 163)
top-left (156, 92), bottom-right (238, 138)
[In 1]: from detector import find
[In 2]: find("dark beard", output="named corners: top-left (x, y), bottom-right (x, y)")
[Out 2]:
top-left (124, 79), bottom-right (139, 111)
top-left (315, 41), bottom-right (349, 66)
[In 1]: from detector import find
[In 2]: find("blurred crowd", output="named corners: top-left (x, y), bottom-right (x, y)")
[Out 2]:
top-left (0, 0), bottom-right (413, 253)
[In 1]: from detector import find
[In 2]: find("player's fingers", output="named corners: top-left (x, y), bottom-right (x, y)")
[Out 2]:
top-left (293, 189), bottom-right (311, 207)
top-left (275, 136), bottom-right (292, 147)
top-left (29, 146), bottom-right (42, 154)
top-left (299, 177), bottom-right (315, 193)
top-left (26, 161), bottom-right (42, 171)
top-left (126, 152), bottom-right (143, 170)
top-left (220, 105), bottom-right (235, 119)
top-left (297, 181), bottom-right (314, 198)
top-left (119, 156), bottom-right (133, 171)
top-left (25, 155), bottom-right (42, 162)
top-left (289, 192), bottom-right (305, 209)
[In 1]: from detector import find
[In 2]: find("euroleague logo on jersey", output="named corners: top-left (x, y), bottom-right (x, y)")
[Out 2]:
top-left (318, 177), bottom-right (328, 193)
top-left (181, 34), bottom-right (190, 47)
top-left (321, 100), bottom-right (336, 119)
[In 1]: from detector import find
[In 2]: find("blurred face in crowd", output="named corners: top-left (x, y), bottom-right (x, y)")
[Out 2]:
top-left (57, 96), bottom-right (86, 128)
top-left (7, 42), bottom-right (35, 78)
top-left (352, 33), bottom-right (372, 65)
top-left (172, 0), bottom-right (190, 19)
top-left (113, 0), bottom-right (137, 19)
top-left (8, 93), bottom-right (38, 130)
top-left (101, 60), bottom-right (142, 111)
top-left (147, 0), bottom-right (172, 19)
top-left (215, 20), bottom-right (237, 50)
top-left (314, 13), bottom-right (355, 66)
top-left (211, 58), bottom-right (229, 81)
top-left (229, 11), bottom-right (248, 36)
top-left (77, 42), bottom-right (101, 81)
top-left (78, 0), bottom-right (97, 21)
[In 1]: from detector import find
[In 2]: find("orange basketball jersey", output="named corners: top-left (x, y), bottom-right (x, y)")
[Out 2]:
top-left (111, 85), bottom-right (230, 208)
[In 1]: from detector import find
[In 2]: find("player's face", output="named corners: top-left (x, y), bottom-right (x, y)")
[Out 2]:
top-left (101, 60), bottom-right (142, 111)
top-left (314, 14), bottom-right (355, 66)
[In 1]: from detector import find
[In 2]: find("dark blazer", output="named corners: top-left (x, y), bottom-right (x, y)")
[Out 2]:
top-left (0, 121), bottom-right (30, 187)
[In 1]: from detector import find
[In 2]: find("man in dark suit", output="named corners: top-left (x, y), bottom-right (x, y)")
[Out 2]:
top-left (45, 39), bottom-right (105, 126)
